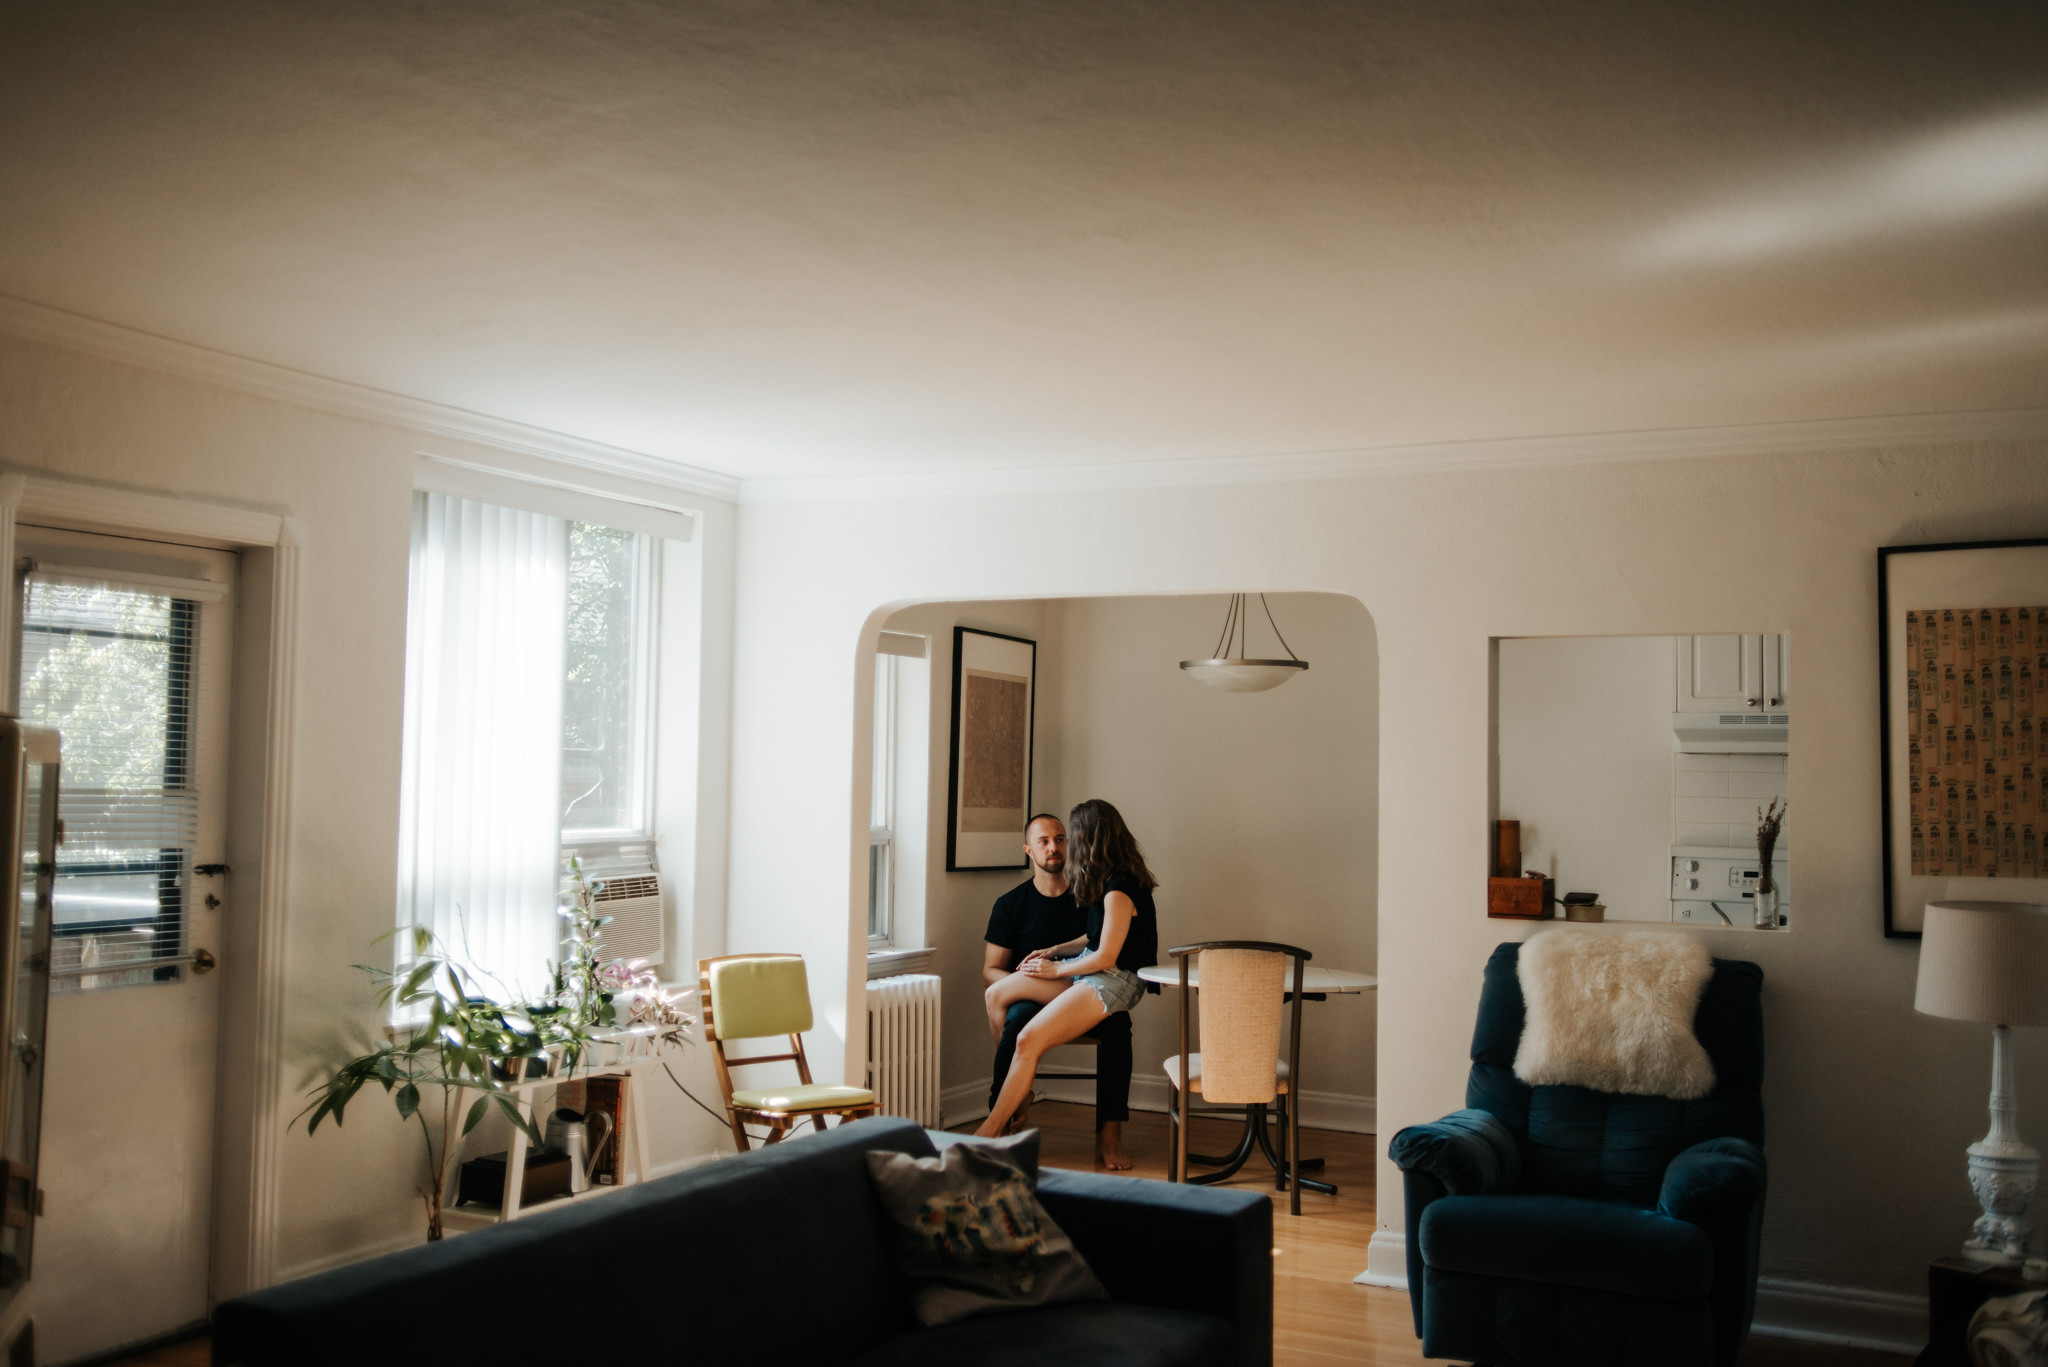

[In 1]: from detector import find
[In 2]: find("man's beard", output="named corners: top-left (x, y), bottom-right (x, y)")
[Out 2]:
top-left (1033, 855), bottom-right (1065, 876)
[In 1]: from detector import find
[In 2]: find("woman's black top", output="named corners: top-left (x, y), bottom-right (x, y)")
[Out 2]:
top-left (1083, 868), bottom-right (1158, 973)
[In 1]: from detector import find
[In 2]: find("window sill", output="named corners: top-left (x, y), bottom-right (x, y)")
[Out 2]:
top-left (866, 946), bottom-right (934, 980)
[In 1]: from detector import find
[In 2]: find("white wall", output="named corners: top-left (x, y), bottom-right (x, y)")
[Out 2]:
top-left (727, 445), bottom-right (2048, 1317)
top-left (1496, 634), bottom-right (1678, 922)
top-left (0, 336), bottom-right (737, 1282)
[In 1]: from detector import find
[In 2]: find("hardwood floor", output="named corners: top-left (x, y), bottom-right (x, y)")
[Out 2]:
top-left (97, 1102), bottom-right (1912, 1367)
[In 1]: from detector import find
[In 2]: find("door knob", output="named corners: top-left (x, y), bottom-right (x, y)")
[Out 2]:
top-left (191, 948), bottom-right (217, 975)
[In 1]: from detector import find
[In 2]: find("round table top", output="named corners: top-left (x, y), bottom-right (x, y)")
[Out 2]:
top-left (1136, 963), bottom-right (1377, 993)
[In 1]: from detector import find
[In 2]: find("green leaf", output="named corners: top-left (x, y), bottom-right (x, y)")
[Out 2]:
top-left (462, 1095), bottom-right (490, 1135)
top-left (395, 1082), bottom-right (420, 1119)
top-left (493, 1093), bottom-right (543, 1146)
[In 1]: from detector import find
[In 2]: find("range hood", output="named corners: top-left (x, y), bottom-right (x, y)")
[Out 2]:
top-left (1673, 710), bottom-right (1789, 754)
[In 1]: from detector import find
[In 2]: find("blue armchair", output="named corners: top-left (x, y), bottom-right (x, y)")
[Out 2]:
top-left (1389, 942), bottom-right (1766, 1367)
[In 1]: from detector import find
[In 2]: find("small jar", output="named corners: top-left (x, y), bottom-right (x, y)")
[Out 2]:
top-left (1753, 885), bottom-right (1779, 929)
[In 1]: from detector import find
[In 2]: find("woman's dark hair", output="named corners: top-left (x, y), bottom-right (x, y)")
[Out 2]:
top-left (1065, 798), bottom-right (1158, 907)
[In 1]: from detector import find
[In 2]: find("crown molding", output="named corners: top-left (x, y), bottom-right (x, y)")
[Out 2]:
top-left (740, 406), bottom-right (2048, 505)
top-left (0, 295), bottom-right (742, 504)
top-left (10, 294), bottom-right (2042, 511)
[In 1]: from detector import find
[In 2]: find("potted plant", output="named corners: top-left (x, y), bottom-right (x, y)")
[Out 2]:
top-left (300, 868), bottom-right (695, 1241)
top-left (296, 926), bottom-right (549, 1241)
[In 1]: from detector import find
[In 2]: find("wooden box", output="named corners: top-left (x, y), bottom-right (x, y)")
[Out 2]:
top-left (1488, 875), bottom-right (1554, 920)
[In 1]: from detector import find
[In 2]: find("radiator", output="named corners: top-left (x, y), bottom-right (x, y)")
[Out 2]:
top-left (865, 973), bottom-right (942, 1126)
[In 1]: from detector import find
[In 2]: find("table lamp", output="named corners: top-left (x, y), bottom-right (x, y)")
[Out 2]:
top-left (1915, 901), bottom-right (2048, 1267)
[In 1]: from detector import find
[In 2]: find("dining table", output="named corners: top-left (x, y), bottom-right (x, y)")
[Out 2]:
top-left (1136, 961), bottom-right (1377, 1196)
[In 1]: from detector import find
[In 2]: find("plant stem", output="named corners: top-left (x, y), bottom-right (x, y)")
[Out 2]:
top-left (417, 1099), bottom-right (444, 1242)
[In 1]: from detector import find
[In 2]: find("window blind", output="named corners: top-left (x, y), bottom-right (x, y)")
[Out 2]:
top-left (18, 574), bottom-right (198, 989)
top-left (395, 493), bottom-right (569, 998)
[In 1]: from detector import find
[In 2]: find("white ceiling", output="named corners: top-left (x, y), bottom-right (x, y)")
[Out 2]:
top-left (4, 1), bottom-right (2047, 485)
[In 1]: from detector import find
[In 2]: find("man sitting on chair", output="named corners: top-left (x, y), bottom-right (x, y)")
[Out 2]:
top-left (983, 812), bottom-right (1134, 1169)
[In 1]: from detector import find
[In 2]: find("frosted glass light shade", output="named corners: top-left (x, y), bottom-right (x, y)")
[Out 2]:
top-left (1179, 659), bottom-right (1310, 693)
top-left (1916, 902), bottom-right (2048, 1026)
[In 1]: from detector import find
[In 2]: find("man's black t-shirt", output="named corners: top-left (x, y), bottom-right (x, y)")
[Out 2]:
top-left (985, 879), bottom-right (1084, 967)
top-left (1083, 868), bottom-right (1159, 973)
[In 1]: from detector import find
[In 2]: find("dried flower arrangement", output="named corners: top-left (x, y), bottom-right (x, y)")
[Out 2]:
top-left (1756, 798), bottom-right (1787, 894)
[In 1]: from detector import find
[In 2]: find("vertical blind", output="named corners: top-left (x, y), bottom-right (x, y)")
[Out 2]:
top-left (396, 494), bottom-right (569, 997)
top-left (18, 572), bottom-right (200, 989)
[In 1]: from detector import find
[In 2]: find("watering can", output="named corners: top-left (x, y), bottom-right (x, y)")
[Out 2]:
top-left (544, 1107), bottom-right (616, 1194)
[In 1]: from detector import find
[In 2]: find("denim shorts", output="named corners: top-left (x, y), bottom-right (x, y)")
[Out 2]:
top-left (1072, 966), bottom-right (1144, 1015)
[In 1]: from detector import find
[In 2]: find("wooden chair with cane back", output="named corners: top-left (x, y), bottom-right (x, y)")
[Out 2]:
top-left (1162, 940), bottom-right (1313, 1215)
top-left (699, 953), bottom-right (878, 1151)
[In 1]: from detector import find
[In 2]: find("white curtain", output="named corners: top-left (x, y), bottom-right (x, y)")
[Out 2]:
top-left (396, 492), bottom-right (568, 998)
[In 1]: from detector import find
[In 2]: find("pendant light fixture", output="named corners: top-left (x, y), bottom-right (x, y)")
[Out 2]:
top-left (1180, 593), bottom-right (1309, 693)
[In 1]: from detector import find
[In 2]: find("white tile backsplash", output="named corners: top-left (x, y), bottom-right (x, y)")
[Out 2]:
top-left (1674, 752), bottom-right (1788, 850)
top-left (1675, 770), bottom-right (1728, 797)
top-left (1727, 771), bottom-right (1789, 799)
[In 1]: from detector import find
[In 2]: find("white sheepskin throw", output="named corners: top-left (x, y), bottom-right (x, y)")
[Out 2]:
top-left (1512, 930), bottom-right (1717, 1100)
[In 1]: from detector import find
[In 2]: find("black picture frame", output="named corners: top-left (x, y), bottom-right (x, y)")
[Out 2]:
top-left (1878, 536), bottom-right (2048, 938)
top-left (945, 626), bottom-right (1037, 872)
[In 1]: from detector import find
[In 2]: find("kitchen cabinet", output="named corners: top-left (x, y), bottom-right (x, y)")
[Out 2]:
top-left (1676, 634), bottom-right (1789, 715)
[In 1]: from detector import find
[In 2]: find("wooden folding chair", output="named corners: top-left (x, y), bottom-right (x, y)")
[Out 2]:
top-left (700, 953), bottom-right (879, 1151)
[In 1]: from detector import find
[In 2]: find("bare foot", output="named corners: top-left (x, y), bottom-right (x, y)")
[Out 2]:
top-left (973, 1117), bottom-right (1004, 1138)
top-left (1096, 1121), bottom-right (1132, 1171)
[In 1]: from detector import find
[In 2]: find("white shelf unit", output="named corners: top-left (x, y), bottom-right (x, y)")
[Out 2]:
top-left (439, 1030), bottom-right (662, 1230)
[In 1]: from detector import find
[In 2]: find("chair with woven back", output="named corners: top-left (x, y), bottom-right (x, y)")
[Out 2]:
top-left (1162, 939), bottom-right (1314, 1215)
top-left (699, 953), bottom-right (879, 1151)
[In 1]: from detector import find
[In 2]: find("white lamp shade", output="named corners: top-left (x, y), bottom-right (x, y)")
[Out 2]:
top-left (1915, 901), bottom-right (2048, 1027)
top-left (1179, 659), bottom-right (1309, 693)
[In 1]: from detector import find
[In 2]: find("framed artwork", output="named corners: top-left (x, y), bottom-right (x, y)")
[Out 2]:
top-left (946, 626), bottom-right (1036, 871)
top-left (1879, 537), bottom-right (2048, 937)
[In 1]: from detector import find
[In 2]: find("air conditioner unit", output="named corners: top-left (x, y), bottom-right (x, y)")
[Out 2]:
top-left (590, 870), bottom-right (664, 967)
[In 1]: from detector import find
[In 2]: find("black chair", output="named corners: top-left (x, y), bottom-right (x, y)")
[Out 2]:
top-left (1389, 942), bottom-right (1766, 1367)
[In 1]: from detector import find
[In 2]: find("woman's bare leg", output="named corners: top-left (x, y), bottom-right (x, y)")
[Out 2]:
top-left (975, 984), bottom-right (1110, 1138)
top-left (984, 969), bottom-right (1064, 1038)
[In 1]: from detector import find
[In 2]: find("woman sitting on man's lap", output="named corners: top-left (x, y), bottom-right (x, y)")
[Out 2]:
top-left (977, 797), bottom-right (1159, 1144)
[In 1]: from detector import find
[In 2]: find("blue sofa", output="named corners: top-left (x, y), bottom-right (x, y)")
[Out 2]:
top-left (1389, 943), bottom-right (1766, 1367)
top-left (213, 1116), bottom-right (1272, 1367)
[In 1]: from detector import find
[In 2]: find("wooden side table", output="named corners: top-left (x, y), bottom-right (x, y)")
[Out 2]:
top-left (1916, 1257), bottom-right (2048, 1366)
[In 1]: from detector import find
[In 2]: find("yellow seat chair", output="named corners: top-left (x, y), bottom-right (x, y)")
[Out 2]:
top-left (700, 953), bottom-right (879, 1151)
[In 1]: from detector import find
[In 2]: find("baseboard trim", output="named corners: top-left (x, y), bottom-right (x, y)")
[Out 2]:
top-left (273, 1229), bottom-right (421, 1287)
top-left (1356, 1230), bottom-right (1410, 1289)
top-left (940, 1070), bottom-right (1377, 1135)
top-left (1750, 1276), bottom-right (1926, 1355)
top-left (1345, 1236), bottom-right (1925, 1355)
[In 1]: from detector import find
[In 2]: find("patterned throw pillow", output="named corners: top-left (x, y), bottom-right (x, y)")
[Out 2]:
top-left (864, 1135), bottom-right (1107, 1326)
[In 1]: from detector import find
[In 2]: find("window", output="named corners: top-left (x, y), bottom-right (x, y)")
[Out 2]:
top-left (561, 522), bottom-right (657, 846)
top-left (14, 534), bottom-right (234, 993)
top-left (868, 651), bottom-right (896, 946)
top-left (396, 492), bottom-right (657, 994)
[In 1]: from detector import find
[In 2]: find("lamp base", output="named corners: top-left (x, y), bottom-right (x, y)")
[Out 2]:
top-left (1963, 1136), bottom-right (2040, 1268)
